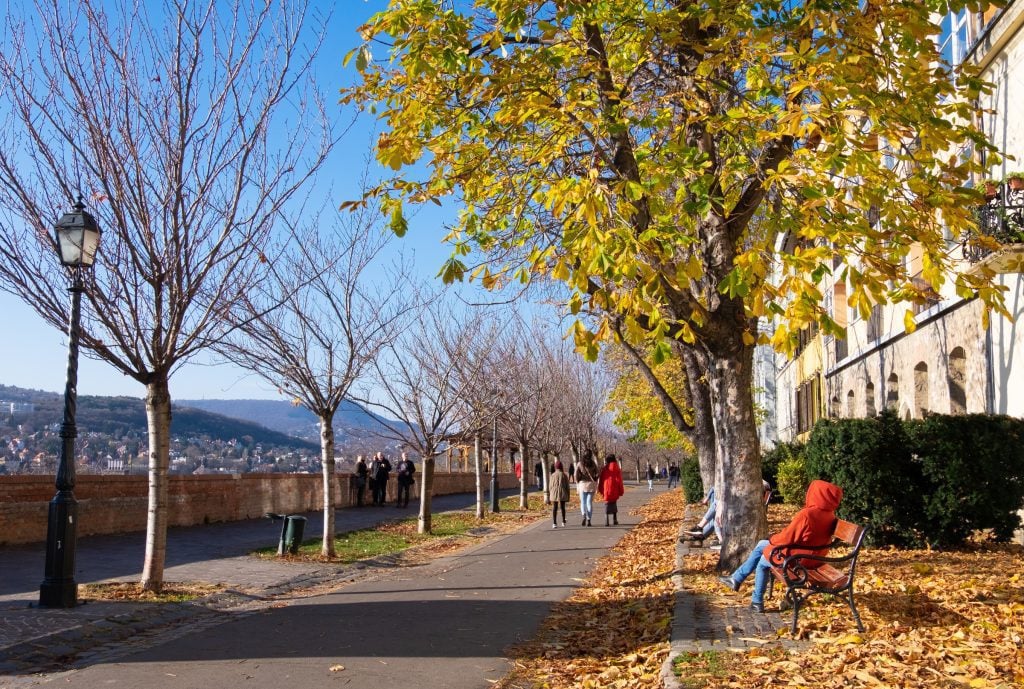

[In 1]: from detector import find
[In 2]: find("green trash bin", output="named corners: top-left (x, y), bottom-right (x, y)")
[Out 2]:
top-left (281, 515), bottom-right (306, 555)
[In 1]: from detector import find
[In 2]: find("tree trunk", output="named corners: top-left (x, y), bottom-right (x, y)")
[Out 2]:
top-left (679, 344), bottom-right (717, 492)
top-left (140, 377), bottom-right (171, 592)
top-left (418, 445), bottom-right (435, 534)
top-left (707, 338), bottom-right (766, 571)
top-left (541, 450), bottom-right (551, 504)
top-left (519, 442), bottom-right (529, 508)
top-left (319, 414), bottom-right (336, 557)
top-left (473, 433), bottom-right (484, 519)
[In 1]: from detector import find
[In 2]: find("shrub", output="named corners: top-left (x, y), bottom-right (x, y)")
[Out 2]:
top-left (805, 409), bottom-right (923, 546)
top-left (761, 440), bottom-right (798, 499)
top-left (760, 442), bottom-right (791, 494)
top-left (775, 448), bottom-right (809, 506)
top-left (680, 455), bottom-right (704, 504)
top-left (906, 414), bottom-right (1024, 546)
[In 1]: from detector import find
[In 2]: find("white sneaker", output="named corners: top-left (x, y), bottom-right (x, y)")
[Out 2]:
top-left (552, 523), bottom-right (558, 528)
top-left (561, 522), bottom-right (566, 527)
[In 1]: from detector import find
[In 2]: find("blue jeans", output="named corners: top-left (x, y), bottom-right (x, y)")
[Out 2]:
top-left (580, 491), bottom-right (594, 520)
top-left (700, 498), bottom-right (721, 539)
top-left (730, 539), bottom-right (772, 605)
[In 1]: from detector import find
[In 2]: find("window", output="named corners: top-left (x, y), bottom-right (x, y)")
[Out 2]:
top-left (794, 322), bottom-right (819, 357)
top-left (865, 382), bottom-right (876, 417)
top-left (911, 274), bottom-right (942, 316)
top-left (796, 376), bottom-right (822, 434)
top-left (866, 304), bottom-right (884, 341)
top-left (846, 390), bottom-right (856, 418)
top-left (938, 9), bottom-right (971, 68)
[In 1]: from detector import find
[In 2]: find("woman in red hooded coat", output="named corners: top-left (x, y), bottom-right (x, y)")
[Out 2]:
top-left (719, 479), bottom-right (843, 612)
top-left (597, 454), bottom-right (625, 526)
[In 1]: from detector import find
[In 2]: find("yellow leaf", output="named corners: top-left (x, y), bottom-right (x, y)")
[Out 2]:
top-left (903, 309), bottom-right (917, 333)
top-left (329, 664), bottom-right (346, 672)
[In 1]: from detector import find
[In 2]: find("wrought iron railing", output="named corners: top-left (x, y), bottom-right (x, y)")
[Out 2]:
top-left (963, 196), bottom-right (1024, 263)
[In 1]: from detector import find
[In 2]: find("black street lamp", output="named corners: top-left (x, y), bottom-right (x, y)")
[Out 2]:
top-left (39, 198), bottom-right (101, 608)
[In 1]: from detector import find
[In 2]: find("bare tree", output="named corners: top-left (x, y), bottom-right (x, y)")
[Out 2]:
top-left (354, 298), bottom-right (488, 533)
top-left (500, 331), bottom-right (554, 506)
top-left (459, 319), bottom-right (513, 518)
top-left (214, 205), bottom-right (417, 556)
top-left (0, 0), bottom-right (332, 590)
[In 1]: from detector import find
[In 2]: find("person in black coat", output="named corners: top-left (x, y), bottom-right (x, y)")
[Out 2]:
top-left (395, 452), bottom-right (416, 508)
top-left (369, 452), bottom-right (392, 506)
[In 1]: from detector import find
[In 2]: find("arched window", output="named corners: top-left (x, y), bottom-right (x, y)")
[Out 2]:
top-left (886, 373), bottom-right (899, 410)
top-left (846, 390), bottom-right (856, 418)
top-left (949, 347), bottom-right (967, 414)
top-left (830, 394), bottom-right (841, 418)
top-left (914, 362), bottom-right (929, 418)
top-left (865, 382), bottom-right (876, 417)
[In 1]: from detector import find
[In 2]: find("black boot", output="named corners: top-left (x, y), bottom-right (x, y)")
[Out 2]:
top-left (613, 516), bottom-right (619, 525)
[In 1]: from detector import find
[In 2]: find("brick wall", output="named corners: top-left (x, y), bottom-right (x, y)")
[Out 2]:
top-left (0, 472), bottom-right (519, 545)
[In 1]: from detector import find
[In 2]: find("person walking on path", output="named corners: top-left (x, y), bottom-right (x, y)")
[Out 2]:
top-left (354, 455), bottom-right (368, 507)
top-left (598, 453), bottom-right (625, 526)
top-left (719, 479), bottom-right (843, 612)
top-left (549, 460), bottom-right (570, 527)
top-left (395, 452), bottom-right (416, 508)
top-left (574, 450), bottom-right (599, 526)
top-left (370, 452), bottom-right (392, 506)
top-left (667, 462), bottom-right (679, 489)
top-left (645, 463), bottom-right (656, 492)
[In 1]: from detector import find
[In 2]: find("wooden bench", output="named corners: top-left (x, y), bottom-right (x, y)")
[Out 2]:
top-left (767, 519), bottom-right (868, 634)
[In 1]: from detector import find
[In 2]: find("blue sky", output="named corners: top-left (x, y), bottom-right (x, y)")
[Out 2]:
top-left (0, 0), bottom-right (469, 401)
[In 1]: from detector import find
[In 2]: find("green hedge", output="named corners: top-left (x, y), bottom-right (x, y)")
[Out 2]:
top-left (680, 455), bottom-right (704, 504)
top-left (763, 441), bottom-right (807, 504)
top-left (907, 414), bottom-right (1024, 544)
top-left (783, 411), bottom-right (1024, 548)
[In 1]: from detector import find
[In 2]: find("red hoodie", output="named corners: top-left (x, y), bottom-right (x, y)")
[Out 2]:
top-left (598, 460), bottom-right (624, 502)
top-left (767, 479), bottom-right (842, 567)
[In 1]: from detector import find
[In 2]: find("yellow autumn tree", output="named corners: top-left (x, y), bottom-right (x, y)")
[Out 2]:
top-left (343, 0), bottom-right (1000, 564)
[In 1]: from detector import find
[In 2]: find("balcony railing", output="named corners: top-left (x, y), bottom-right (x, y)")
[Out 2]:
top-left (962, 194), bottom-right (1024, 263)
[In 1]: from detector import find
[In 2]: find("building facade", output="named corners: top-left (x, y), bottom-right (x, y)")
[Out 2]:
top-left (771, 2), bottom-right (1024, 540)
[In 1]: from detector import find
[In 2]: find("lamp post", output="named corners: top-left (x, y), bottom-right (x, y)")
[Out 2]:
top-left (39, 198), bottom-right (101, 609)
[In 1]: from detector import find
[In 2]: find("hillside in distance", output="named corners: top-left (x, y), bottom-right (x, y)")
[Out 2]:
top-left (0, 384), bottom-right (317, 451)
top-left (176, 398), bottom-right (399, 443)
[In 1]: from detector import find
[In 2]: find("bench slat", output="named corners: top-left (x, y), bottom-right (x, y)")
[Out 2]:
top-left (833, 519), bottom-right (864, 545)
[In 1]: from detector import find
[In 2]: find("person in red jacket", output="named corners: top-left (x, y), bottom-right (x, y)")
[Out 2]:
top-left (597, 453), bottom-right (625, 526)
top-left (719, 479), bottom-right (843, 612)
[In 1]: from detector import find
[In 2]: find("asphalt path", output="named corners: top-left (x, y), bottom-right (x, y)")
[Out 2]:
top-left (6, 486), bottom-right (654, 689)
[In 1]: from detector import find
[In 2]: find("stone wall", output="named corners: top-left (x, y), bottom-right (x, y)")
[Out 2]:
top-left (0, 472), bottom-right (519, 546)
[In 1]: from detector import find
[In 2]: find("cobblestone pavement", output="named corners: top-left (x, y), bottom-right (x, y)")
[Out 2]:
top-left (660, 503), bottom-right (807, 689)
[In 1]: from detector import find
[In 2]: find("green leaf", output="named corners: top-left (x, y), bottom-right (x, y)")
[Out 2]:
top-left (389, 203), bottom-right (408, 237)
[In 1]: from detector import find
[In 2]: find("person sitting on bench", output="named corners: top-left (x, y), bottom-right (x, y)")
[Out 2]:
top-left (718, 479), bottom-right (843, 613)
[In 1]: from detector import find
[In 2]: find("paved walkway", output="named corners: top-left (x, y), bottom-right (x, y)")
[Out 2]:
top-left (1, 486), bottom-right (795, 689)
